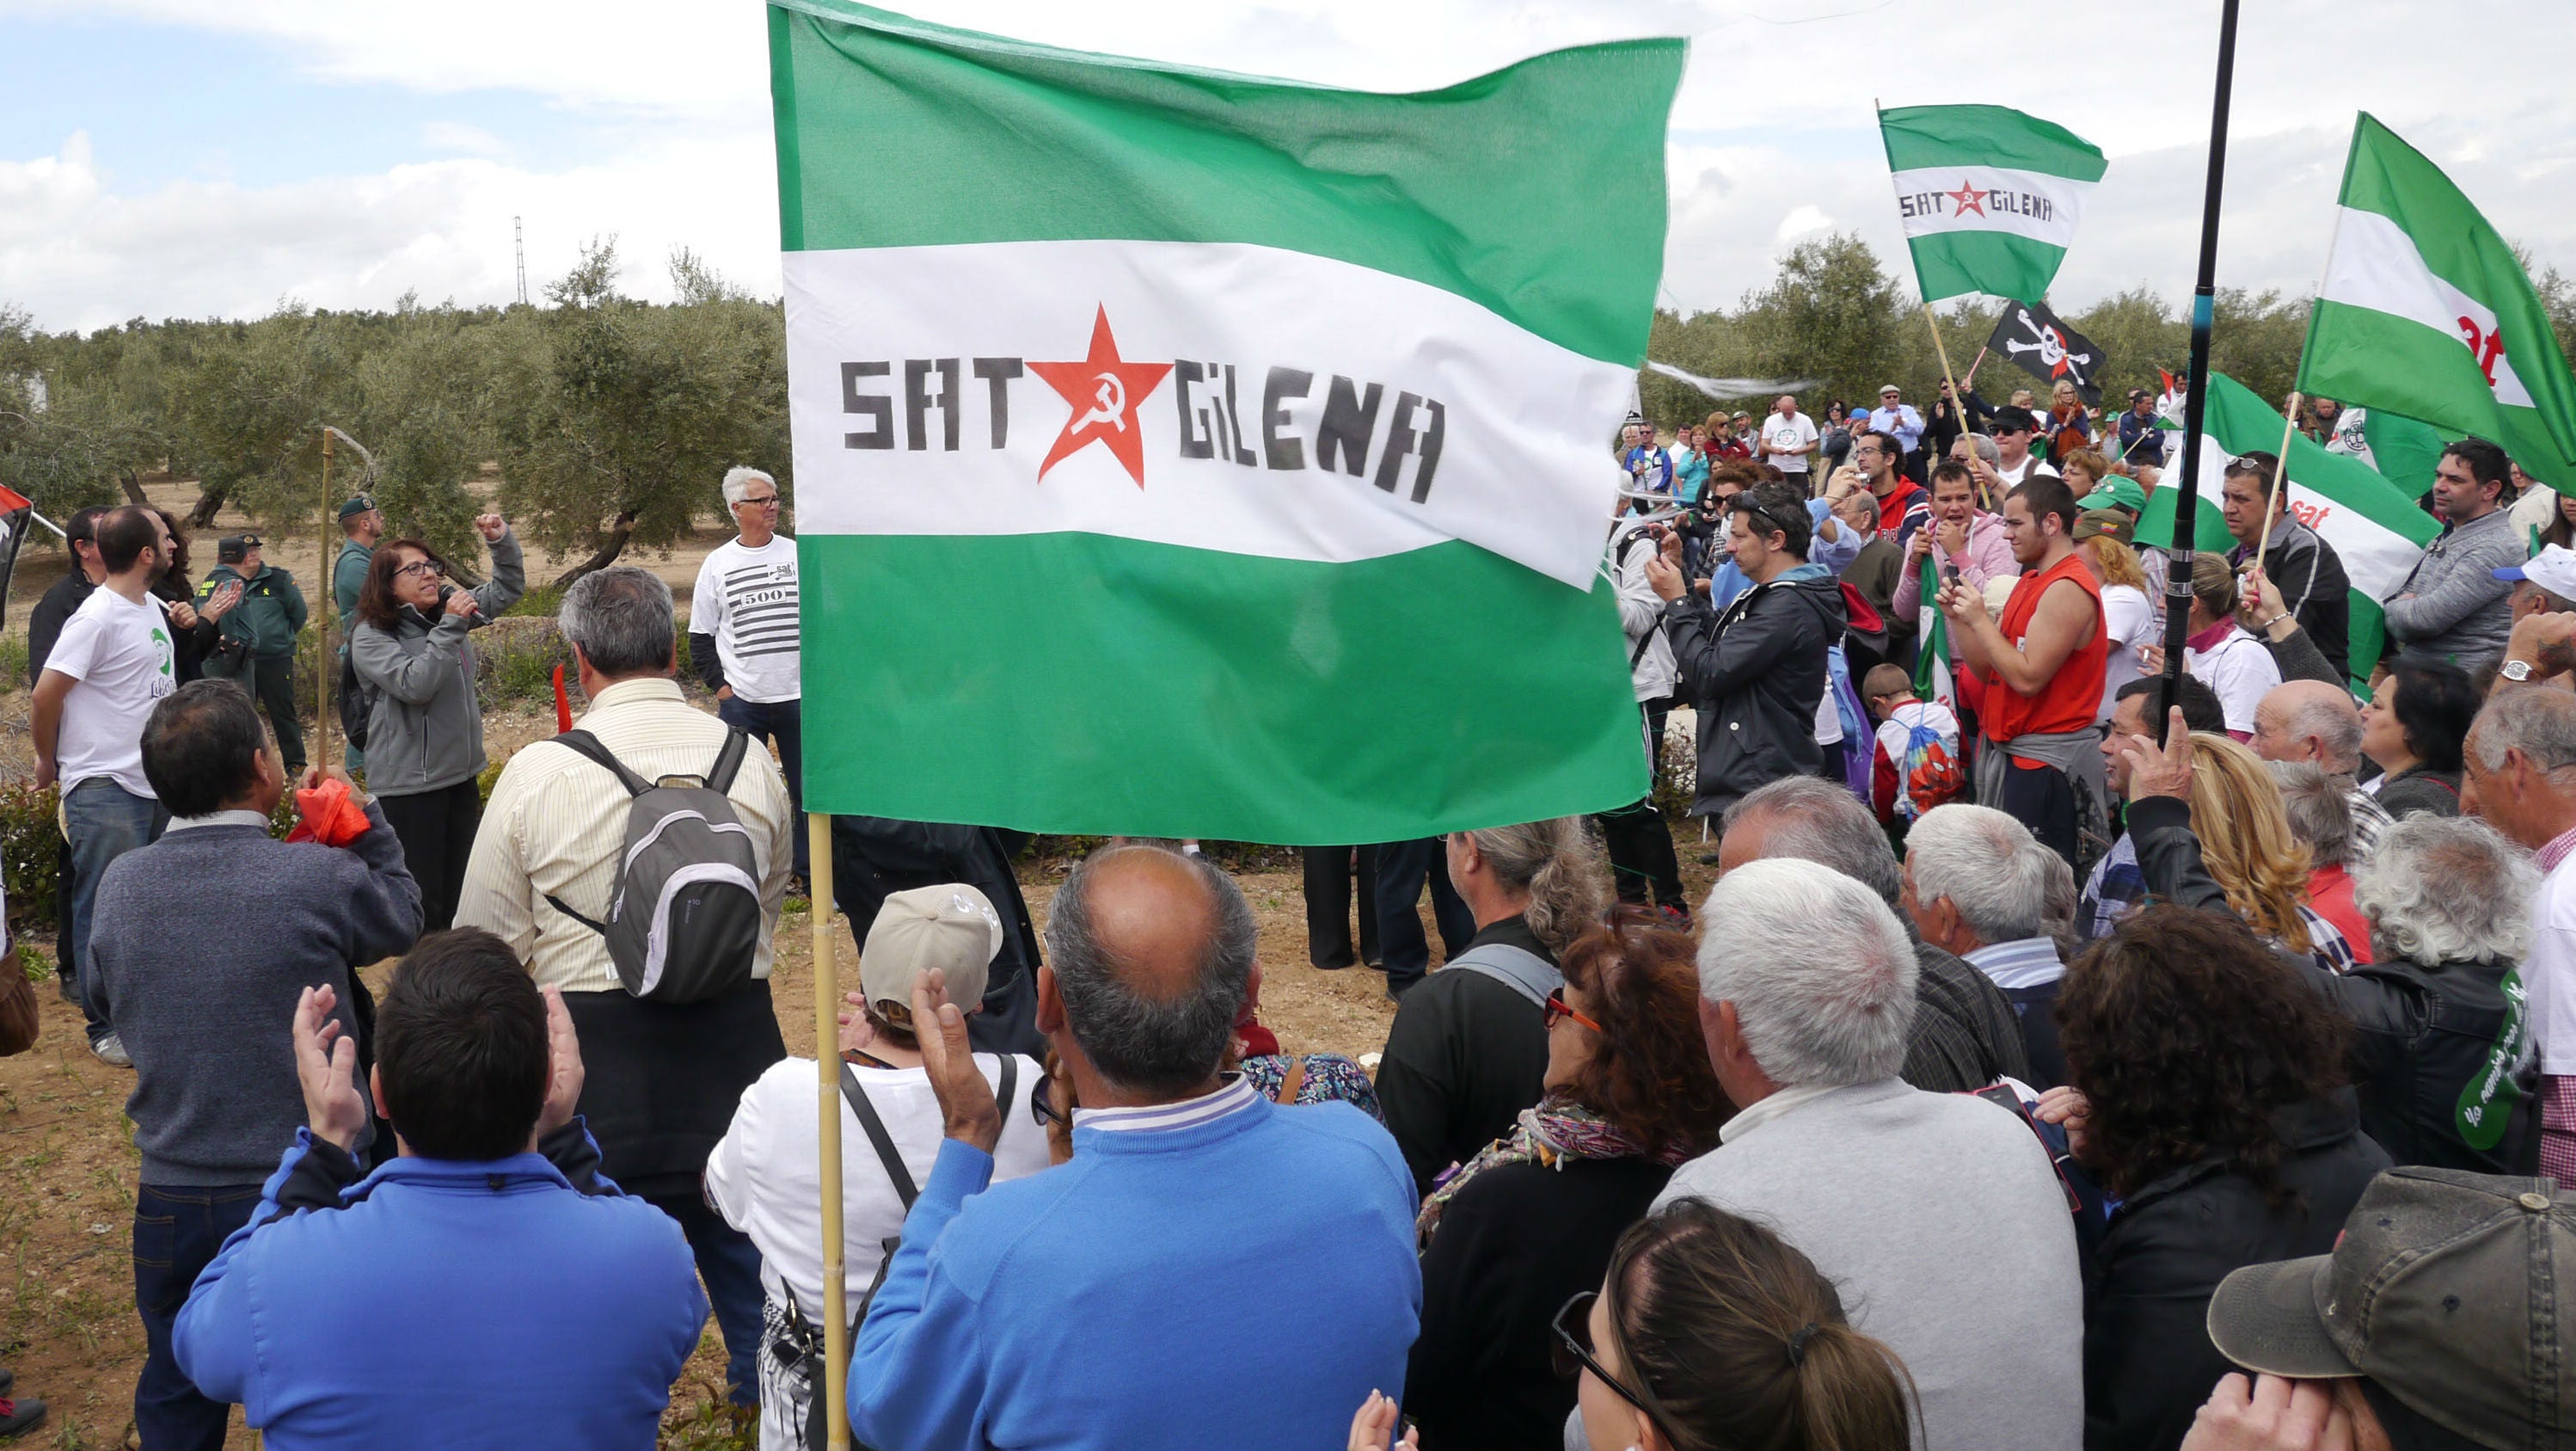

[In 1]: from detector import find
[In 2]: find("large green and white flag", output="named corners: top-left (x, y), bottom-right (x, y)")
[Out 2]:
top-left (768, 1), bottom-right (1676, 842)
top-left (1877, 103), bottom-right (2107, 304)
top-left (2137, 372), bottom-right (2440, 684)
top-left (2301, 113), bottom-right (2576, 491)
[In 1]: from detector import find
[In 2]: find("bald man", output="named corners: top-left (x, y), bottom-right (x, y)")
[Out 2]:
top-left (2250, 679), bottom-right (2393, 859)
top-left (845, 843), bottom-right (1420, 1451)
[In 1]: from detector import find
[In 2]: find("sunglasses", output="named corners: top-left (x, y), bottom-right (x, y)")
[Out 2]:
top-left (1550, 1292), bottom-right (1661, 1425)
top-left (1031, 1076), bottom-right (1075, 1128)
top-left (1543, 987), bottom-right (1604, 1034)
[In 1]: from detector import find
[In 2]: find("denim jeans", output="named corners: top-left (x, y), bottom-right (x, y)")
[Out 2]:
top-left (718, 694), bottom-right (807, 879)
top-left (648, 1189), bottom-right (767, 1407)
top-left (132, 1182), bottom-right (261, 1451)
top-left (64, 778), bottom-right (168, 1045)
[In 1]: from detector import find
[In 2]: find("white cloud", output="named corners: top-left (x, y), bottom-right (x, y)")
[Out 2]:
top-left (6, 0), bottom-right (2576, 331)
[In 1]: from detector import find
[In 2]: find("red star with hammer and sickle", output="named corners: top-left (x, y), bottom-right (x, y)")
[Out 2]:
top-left (1944, 179), bottom-right (1990, 218)
top-left (1027, 306), bottom-right (1173, 488)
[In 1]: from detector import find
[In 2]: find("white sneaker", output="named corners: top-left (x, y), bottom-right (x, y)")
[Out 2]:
top-left (90, 1034), bottom-right (132, 1068)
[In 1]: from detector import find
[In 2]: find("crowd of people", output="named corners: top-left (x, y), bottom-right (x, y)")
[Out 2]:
top-left (1, 376), bottom-right (2573, 1451)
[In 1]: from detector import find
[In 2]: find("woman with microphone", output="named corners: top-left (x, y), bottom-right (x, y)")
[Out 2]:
top-left (348, 513), bottom-right (524, 930)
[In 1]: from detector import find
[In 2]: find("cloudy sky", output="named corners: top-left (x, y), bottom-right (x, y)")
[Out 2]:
top-left (5, 0), bottom-right (2572, 335)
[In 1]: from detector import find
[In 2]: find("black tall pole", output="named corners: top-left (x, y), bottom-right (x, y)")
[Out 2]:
top-left (2157, 0), bottom-right (2242, 741)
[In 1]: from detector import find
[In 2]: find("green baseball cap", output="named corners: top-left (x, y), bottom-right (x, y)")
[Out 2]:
top-left (337, 495), bottom-right (378, 521)
top-left (2081, 476), bottom-right (2147, 516)
top-left (2205, 1167), bottom-right (2576, 1451)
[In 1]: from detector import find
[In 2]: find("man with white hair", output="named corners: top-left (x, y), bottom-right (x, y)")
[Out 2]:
top-left (690, 465), bottom-right (807, 886)
top-left (1659, 858), bottom-right (2083, 1451)
top-left (1901, 803), bottom-right (2072, 1089)
top-left (2460, 686), bottom-right (2576, 1181)
top-left (2248, 679), bottom-right (2392, 859)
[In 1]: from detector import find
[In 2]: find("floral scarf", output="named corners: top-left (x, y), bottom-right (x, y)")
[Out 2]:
top-left (1414, 1094), bottom-right (1687, 1250)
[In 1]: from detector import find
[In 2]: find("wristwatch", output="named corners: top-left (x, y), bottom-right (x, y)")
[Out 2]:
top-left (2502, 659), bottom-right (2537, 683)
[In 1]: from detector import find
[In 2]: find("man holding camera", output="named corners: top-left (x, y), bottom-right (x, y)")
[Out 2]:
top-left (200, 533), bottom-right (310, 776)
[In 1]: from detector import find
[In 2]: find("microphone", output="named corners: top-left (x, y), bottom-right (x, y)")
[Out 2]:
top-left (436, 584), bottom-right (490, 626)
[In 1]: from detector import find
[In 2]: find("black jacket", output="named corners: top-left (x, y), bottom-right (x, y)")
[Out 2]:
top-left (1408, 1156), bottom-right (1673, 1451)
top-left (1377, 915), bottom-right (1555, 1198)
top-left (1903, 940), bottom-right (2032, 1092)
top-left (1666, 564), bottom-right (1847, 819)
top-left (828, 815), bottom-right (1044, 1056)
top-left (2083, 1093), bottom-right (2389, 1451)
top-left (2231, 522), bottom-right (2351, 682)
top-left (27, 570), bottom-right (94, 684)
top-left (2320, 953), bottom-right (2541, 1176)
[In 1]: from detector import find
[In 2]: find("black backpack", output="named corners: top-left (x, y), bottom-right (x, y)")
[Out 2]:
top-left (542, 729), bottom-right (765, 1003)
top-left (337, 647), bottom-right (375, 751)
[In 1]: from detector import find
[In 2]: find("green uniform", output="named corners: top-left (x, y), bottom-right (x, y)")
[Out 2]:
top-left (199, 563), bottom-right (310, 772)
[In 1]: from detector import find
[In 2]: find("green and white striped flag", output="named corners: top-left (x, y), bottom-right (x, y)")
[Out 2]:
top-left (2137, 372), bottom-right (2440, 684)
top-left (768, 1), bottom-right (1676, 841)
top-left (1877, 103), bottom-right (2107, 304)
top-left (2301, 113), bottom-right (2576, 491)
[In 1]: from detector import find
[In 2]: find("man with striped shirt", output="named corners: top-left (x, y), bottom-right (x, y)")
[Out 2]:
top-left (690, 465), bottom-right (807, 885)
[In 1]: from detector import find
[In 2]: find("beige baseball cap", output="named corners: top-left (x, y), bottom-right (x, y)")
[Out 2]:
top-left (859, 883), bottom-right (1004, 1014)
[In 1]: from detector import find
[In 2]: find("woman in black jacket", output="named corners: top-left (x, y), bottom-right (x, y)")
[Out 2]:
top-left (1403, 916), bottom-right (1731, 1451)
top-left (148, 509), bottom-right (235, 683)
top-left (2359, 661), bottom-right (2475, 818)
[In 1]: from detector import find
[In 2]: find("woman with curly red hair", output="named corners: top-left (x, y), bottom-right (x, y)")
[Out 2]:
top-left (1401, 913), bottom-right (1733, 1451)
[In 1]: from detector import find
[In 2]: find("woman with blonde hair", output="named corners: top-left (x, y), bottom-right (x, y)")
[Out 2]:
top-left (2131, 727), bottom-right (2355, 972)
top-left (2076, 524), bottom-right (2154, 719)
top-left (1377, 817), bottom-right (1609, 1197)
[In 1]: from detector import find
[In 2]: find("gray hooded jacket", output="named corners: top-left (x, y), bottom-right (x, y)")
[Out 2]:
top-left (347, 531), bottom-right (525, 795)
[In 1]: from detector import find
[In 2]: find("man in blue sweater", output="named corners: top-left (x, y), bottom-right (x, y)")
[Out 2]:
top-left (177, 928), bottom-right (707, 1449)
top-left (849, 843), bottom-right (1420, 1451)
top-left (85, 679), bottom-right (423, 1451)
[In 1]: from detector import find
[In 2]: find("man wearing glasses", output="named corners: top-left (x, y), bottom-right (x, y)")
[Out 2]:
top-left (690, 466), bottom-right (808, 887)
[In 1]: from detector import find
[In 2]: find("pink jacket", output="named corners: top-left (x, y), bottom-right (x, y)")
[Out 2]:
top-left (1894, 511), bottom-right (2016, 622)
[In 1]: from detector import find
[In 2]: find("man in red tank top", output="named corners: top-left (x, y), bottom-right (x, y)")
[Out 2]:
top-left (1935, 475), bottom-right (2108, 869)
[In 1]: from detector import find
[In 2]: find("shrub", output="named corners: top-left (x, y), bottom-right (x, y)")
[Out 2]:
top-left (0, 779), bottom-right (59, 934)
top-left (0, 633), bottom-right (27, 691)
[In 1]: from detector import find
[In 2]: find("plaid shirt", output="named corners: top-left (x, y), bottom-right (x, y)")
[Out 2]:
top-left (2536, 827), bottom-right (2576, 1182)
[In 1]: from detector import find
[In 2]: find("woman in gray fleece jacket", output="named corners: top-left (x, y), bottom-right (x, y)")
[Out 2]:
top-left (348, 514), bottom-right (524, 930)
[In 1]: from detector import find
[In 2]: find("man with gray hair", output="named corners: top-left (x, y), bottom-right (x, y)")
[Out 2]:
top-left (2462, 686), bottom-right (2576, 1181)
top-left (1719, 776), bottom-right (2030, 1091)
top-left (1658, 857), bottom-right (2083, 1451)
top-left (690, 464), bottom-right (806, 886)
top-left (1901, 803), bottom-right (2072, 1089)
top-left (2249, 679), bottom-right (2391, 860)
top-left (457, 565), bottom-right (796, 1409)
top-left (849, 842), bottom-right (1418, 1451)
top-left (2269, 761), bottom-right (2375, 960)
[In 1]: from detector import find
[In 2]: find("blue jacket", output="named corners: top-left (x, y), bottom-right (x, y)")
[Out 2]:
top-left (175, 1121), bottom-right (705, 1451)
top-left (849, 1096), bottom-right (1420, 1451)
top-left (1708, 498), bottom-right (1862, 611)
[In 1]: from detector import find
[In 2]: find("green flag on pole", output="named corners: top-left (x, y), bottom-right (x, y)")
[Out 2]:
top-left (2300, 113), bottom-right (2576, 491)
top-left (1877, 103), bottom-right (2107, 304)
top-left (2137, 372), bottom-right (2441, 685)
top-left (767, 0), bottom-right (1677, 841)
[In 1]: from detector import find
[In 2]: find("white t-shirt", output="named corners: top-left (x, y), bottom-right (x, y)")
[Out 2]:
top-left (2096, 584), bottom-right (2156, 721)
top-left (689, 536), bottom-right (801, 704)
top-left (46, 587), bottom-right (176, 798)
top-left (2185, 626), bottom-right (2283, 735)
top-left (1996, 452), bottom-right (2060, 489)
top-left (1763, 412), bottom-right (1819, 473)
top-left (705, 1052), bottom-right (1052, 1314)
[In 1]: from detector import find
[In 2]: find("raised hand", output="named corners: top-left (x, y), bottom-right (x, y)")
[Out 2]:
top-left (475, 513), bottom-right (508, 542)
top-left (913, 968), bottom-right (1001, 1153)
top-left (533, 985), bottom-right (586, 1141)
top-left (2119, 706), bottom-right (2196, 803)
top-left (293, 983), bottom-right (370, 1153)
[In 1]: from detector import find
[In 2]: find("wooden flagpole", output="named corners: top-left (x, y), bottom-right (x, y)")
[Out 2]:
top-left (2253, 390), bottom-right (2304, 581)
top-left (318, 428), bottom-right (333, 768)
top-left (810, 815), bottom-right (850, 1451)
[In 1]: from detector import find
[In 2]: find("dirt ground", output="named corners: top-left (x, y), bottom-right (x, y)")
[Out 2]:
top-left (0, 480), bottom-right (1718, 1448)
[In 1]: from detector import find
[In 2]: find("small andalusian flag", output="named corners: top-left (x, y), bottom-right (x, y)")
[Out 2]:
top-left (769, 1), bottom-right (1675, 841)
top-left (2137, 372), bottom-right (2439, 684)
top-left (2301, 114), bottom-right (2576, 491)
top-left (1911, 553), bottom-right (1953, 710)
top-left (1878, 103), bottom-right (2107, 304)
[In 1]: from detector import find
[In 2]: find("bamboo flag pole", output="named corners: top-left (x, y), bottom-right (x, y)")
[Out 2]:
top-left (318, 428), bottom-right (333, 767)
top-left (809, 814), bottom-right (850, 1451)
top-left (2253, 390), bottom-right (2305, 581)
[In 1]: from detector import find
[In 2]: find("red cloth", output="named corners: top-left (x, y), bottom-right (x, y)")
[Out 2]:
top-left (1978, 551), bottom-right (2107, 744)
top-left (2303, 864), bottom-right (2375, 966)
top-left (284, 778), bottom-right (371, 848)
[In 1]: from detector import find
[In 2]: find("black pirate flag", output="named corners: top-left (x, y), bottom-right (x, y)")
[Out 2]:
top-left (1986, 300), bottom-right (2103, 407)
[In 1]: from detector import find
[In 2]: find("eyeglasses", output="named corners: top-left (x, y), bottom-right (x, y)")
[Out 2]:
top-left (1550, 1292), bottom-right (1662, 1425)
top-left (1031, 1076), bottom-right (1074, 1128)
top-left (738, 494), bottom-right (782, 508)
top-left (1544, 987), bottom-right (1604, 1034)
top-left (394, 559), bottom-right (445, 580)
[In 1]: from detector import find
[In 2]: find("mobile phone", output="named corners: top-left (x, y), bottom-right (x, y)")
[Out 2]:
top-left (1940, 559), bottom-right (1962, 588)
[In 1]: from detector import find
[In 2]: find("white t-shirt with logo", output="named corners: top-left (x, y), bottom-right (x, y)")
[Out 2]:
top-left (689, 536), bottom-right (802, 704)
top-left (46, 587), bottom-right (176, 798)
top-left (1763, 412), bottom-right (1819, 474)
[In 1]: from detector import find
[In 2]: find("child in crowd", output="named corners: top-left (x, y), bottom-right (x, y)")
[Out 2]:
top-left (1864, 664), bottom-right (1961, 833)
